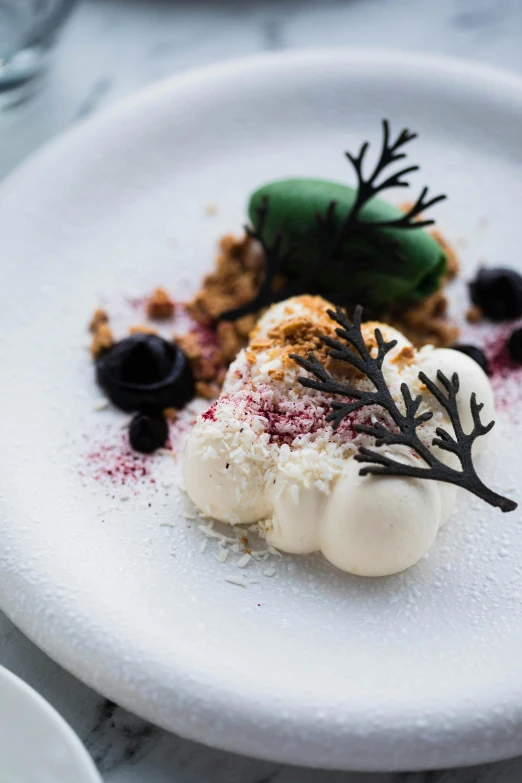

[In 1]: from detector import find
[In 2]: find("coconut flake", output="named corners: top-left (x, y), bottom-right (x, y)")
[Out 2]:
top-left (224, 575), bottom-right (248, 587)
top-left (215, 547), bottom-right (228, 563)
top-left (236, 553), bottom-right (251, 569)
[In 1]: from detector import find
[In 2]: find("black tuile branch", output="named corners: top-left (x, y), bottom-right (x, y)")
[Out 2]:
top-left (219, 120), bottom-right (446, 321)
top-left (291, 306), bottom-right (516, 513)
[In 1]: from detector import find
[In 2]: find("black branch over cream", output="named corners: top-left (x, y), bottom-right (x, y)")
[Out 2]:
top-left (291, 306), bottom-right (516, 513)
top-left (220, 119), bottom-right (446, 321)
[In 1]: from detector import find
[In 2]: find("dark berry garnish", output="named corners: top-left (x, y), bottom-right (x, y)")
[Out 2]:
top-left (96, 333), bottom-right (194, 412)
top-left (508, 328), bottom-right (522, 363)
top-left (452, 344), bottom-right (489, 375)
top-left (470, 267), bottom-right (522, 321)
top-left (129, 412), bottom-right (169, 453)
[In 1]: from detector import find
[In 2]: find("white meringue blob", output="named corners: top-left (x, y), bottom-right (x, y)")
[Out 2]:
top-left (183, 296), bottom-right (494, 576)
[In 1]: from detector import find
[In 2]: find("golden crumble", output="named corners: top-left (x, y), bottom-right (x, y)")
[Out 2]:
top-left (129, 324), bottom-right (159, 336)
top-left (146, 287), bottom-right (175, 320)
top-left (90, 323), bottom-right (114, 358)
top-left (89, 308), bottom-right (109, 333)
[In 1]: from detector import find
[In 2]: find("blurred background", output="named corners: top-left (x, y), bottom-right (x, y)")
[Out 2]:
top-left (2, 0), bottom-right (522, 181)
top-left (2, 1), bottom-right (522, 782)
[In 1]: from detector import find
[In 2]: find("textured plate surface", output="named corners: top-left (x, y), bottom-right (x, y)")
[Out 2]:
top-left (1, 49), bottom-right (522, 771)
top-left (0, 665), bottom-right (101, 782)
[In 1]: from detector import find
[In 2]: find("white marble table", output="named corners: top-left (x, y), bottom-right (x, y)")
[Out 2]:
top-left (2, 0), bottom-right (522, 780)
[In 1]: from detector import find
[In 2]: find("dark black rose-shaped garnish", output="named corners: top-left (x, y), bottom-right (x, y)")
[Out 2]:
top-left (96, 333), bottom-right (194, 412)
top-left (470, 267), bottom-right (522, 321)
top-left (452, 344), bottom-right (489, 375)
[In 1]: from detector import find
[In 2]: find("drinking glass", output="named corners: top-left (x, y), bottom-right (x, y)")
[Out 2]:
top-left (0, 0), bottom-right (78, 107)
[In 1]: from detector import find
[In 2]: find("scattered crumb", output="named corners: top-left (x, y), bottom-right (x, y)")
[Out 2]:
top-left (389, 291), bottom-right (458, 349)
top-left (176, 325), bottom-right (227, 400)
top-left (466, 305), bottom-right (483, 324)
top-left (390, 344), bottom-right (415, 368)
top-left (90, 323), bottom-right (114, 358)
top-left (263, 568), bottom-right (276, 577)
top-left (129, 324), bottom-right (158, 336)
top-left (163, 408), bottom-right (178, 421)
top-left (93, 399), bottom-right (109, 411)
top-left (146, 287), bottom-right (175, 320)
top-left (89, 308), bottom-right (109, 333)
top-left (186, 233), bottom-right (262, 369)
top-left (205, 203), bottom-right (219, 216)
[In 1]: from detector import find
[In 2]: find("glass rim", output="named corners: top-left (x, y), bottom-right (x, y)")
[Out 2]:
top-left (21, 0), bottom-right (78, 48)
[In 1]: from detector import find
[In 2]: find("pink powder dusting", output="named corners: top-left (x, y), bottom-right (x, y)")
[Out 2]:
top-left (260, 399), bottom-right (327, 444)
top-left (481, 323), bottom-right (522, 411)
top-left (189, 320), bottom-right (220, 350)
top-left (204, 385), bottom-right (373, 447)
top-left (126, 295), bottom-right (149, 311)
top-left (84, 408), bottom-right (197, 487)
top-left (87, 433), bottom-right (153, 486)
top-left (201, 402), bottom-right (217, 422)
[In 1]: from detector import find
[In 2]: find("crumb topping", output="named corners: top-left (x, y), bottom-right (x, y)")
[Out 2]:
top-left (187, 233), bottom-right (265, 324)
top-left (146, 287), bottom-right (175, 320)
top-left (388, 290), bottom-right (459, 348)
top-left (466, 305), bottom-right (483, 324)
top-left (129, 324), bottom-right (159, 335)
top-left (390, 344), bottom-right (416, 368)
top-left (88, 223), bottom-right (459, 403)
top-left (89, 308), bottom-right (109, 333)
top-left (90, 322), bottom-right (114, 358)
top-left (176, 324), bottom-right (227, 400)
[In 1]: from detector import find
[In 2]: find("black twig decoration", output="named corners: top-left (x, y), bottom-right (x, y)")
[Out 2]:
top-left (290, 306), bottom-right (516, 513)
top-left (220, 119), bottom-right (446, 321)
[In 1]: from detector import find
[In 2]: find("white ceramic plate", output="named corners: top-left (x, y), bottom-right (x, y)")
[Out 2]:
top-left (2, 49), bottom-right (522, 772)
top-left (0, 665), bottom-right (101, 782)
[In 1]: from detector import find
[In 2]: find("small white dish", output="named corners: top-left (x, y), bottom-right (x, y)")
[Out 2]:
top-left (0, 665), bottom-right (101, 782)
top-left (1, 49), bottom-right (522, 772)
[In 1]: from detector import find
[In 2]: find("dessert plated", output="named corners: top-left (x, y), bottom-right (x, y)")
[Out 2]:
top-left (4, 50), bottom-right (522, 771)
top-left (87, 117), bottom-right (517, 578)
top-left (184, 294), bottom-right (497, 576)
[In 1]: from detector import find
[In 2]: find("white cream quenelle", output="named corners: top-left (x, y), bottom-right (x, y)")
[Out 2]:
top-left (183, 296), bottom-right (494, 576)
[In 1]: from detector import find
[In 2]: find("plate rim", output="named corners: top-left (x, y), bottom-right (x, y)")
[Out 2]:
top-left (2, 47), bottom-right (522, 772)
top-left (0, 665), bottom-right (101, 782)
top-left (3, 45), bottom-right (522, 204)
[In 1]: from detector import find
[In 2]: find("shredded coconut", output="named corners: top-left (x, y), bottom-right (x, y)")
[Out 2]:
top-left (236, 553), bottom-right (252, 569)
